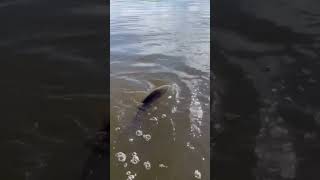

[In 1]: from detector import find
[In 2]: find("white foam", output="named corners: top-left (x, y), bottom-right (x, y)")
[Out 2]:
top-left (115, 152), bottom-right (126, 162)
top-left (143, 134), bottom-right (152, 141)
top-left (149, 117), bottom-right (158, 121)
top-left (135, 130), bottom-right (143, 137)
top-left (186, 142), bottom-right (195, 150)
top-left (159, 164), bottom-right (168, 168)
top-left (143, 161), bottom-right (151, 170)
top-left (194, 170), bottom-right (201, 179)
top-left (130, 152), bottom-right (140, 164)
top-left (189, 84), bottom-right (203, 137)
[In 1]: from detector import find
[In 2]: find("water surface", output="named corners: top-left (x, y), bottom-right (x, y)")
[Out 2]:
top-left (0, 0), bottom-right (108, 179)
top-left (110, 0), bottom-right (210, 179)
top-left (212, 0), bottom-right (320, 180)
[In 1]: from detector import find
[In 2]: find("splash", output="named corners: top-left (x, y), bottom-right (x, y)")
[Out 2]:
top-left (189, 83), bottom-right (203, 137)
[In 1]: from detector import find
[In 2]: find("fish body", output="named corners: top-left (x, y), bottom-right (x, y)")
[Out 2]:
top-left (82, 85), bottom-right (171, 180)
top-left (140, 85), bottom-right (171, 110)
top-left (135, 84), bottom-right (171, 118)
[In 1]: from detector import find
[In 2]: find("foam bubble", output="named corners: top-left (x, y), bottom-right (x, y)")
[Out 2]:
top-left (149, 117), bottom-right (158, 121)
top-left (171, 106), bottom-right (177, 113)
top-left (115, 152), bottom-right (126, 162)
top-left (194, 170), bottom-right (201, 179)
top-left (130, 152), bottom-right (140, 164)
top-left (127, 175), bottom-right (135, 180)
top-left (143, 134), bottom-right (152, 141)
top-left (136, 130), bottom-right (143, 137)
top-left (187, 142), bottom-right (195, 150)
top-left (143, 161), bottom-right (151, 170)
top-left (159, 164), bottom-right (168, 168)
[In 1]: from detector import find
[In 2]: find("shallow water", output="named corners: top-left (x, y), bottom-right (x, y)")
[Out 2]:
top-left (110, 0), bottom-right (210, 179)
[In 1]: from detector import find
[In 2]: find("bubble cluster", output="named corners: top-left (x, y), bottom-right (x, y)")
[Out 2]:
top-left (143, 134), bottom-right (152, 141)
top-left (115, 152), bottom-right (126, 162)
top-left (187, 142), bottom-right (195, 150)
top-left (126, 168), bottom-right (137, 180)
top-left (134, 130), bottom-right (152, 142)
top-left (194, 170), bottom-right (201, 179)
top-left (143, 161), bottom-right (151, 170)
top-left (127, 174), bottom-right (136, 180)
top-left (130, 152), bottom-right (140, 164)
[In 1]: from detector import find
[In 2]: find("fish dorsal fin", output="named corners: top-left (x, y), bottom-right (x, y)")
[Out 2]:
top-left (140, 85), bottom-right (171, 109)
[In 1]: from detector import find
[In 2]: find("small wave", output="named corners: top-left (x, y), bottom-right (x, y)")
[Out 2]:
top-left (131, 62), bottom-right (159, 67)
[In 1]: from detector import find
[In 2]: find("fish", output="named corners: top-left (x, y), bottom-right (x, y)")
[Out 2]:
top-left (140, 85), bottom-right (171, 110)
top-left (81, 84), bottom-right (172, 180)
top-left (134, 84), bottom-right (171, 121)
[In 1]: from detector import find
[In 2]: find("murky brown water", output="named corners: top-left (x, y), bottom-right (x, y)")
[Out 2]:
top-left (110, 0), bottom-right (210, 179)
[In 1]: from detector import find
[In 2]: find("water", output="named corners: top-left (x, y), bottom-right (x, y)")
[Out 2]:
top-left (0, 0), bottom-right (108, 179)
top-left (110, 0), bottom-right (210, 179)
top-left (212, 0), bottom-right (320, 180)
top-left (3, 0), bottom-right (319, 179)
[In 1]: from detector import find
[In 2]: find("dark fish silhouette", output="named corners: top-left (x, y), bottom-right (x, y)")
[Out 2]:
top-left (134, 85), bottom-right (171, 121)
top-left (81, 85), bottom-right (171, 180)
top-left (140, 85), bottom-right (171, 110)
